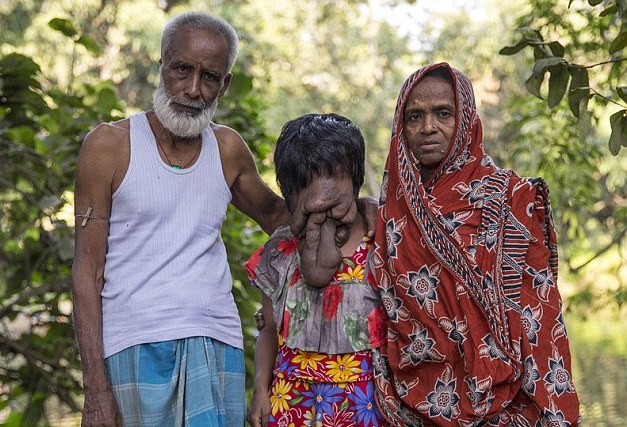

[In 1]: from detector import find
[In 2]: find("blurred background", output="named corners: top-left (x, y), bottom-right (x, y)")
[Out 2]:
top-left (0, 0), bottom-right (625, 425)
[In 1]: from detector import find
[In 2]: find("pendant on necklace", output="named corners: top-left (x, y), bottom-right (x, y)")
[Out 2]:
top-left (171, 165), bottom-right (182, 169)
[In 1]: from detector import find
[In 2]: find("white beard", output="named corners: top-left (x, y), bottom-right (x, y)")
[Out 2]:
top-left (152, 82), bottom-right (218, 139)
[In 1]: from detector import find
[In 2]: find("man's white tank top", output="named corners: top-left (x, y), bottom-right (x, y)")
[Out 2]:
top-left (101, 112), bottom-right (241, 358)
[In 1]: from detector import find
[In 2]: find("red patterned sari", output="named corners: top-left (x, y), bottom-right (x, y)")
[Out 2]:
top-left (371, 63), bottom-right (581, 426)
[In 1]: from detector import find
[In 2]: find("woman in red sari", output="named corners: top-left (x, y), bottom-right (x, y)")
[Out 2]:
top-left (371, 63), bottom-right (581, 426)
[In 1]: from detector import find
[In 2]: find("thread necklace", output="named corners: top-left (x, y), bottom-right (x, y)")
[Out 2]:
top-left (155, 137), bottom-right (201, 169)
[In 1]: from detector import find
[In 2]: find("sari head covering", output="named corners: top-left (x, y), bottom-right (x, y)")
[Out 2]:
top-left (372, 63), bottom-right (580, 426)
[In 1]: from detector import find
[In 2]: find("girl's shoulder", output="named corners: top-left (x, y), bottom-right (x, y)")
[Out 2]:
top-left (244, 225), bottom-right (299, 294)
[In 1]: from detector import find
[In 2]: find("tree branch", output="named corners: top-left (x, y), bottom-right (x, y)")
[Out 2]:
top-left (0, 335), bottom-right (81, 412)
top-left (0, 281), bottom-right (69, 319)
top-left (590, 88), bottom-right (627, 109)
top-left (584, 57), bottom-right (626, 69)
top-left (570, 228), bottom-right (627, 274)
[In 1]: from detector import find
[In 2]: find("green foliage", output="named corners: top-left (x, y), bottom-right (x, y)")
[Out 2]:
top-left (214, 66), bottom-right (278, 397)
top-left (48, 18), bottom-right (102, 56)
top-left (425, 0), bottom-right (626, 314)
top-left (1, 0), bottom-right (625, 424)
top-left (500, 0), bottom-right (627, 155)
top-left (0, 10), bottom-right (275, 424)
top-left (229, 0), bottom-right (413, 195)
top-left (0, 48), bottom-right (108, 423)
top-left (499, 0), bottom-right (627, 313)
top-left (609, 109), bottom-right (627, 154)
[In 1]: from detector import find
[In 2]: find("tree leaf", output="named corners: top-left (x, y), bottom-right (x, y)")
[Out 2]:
top-left (499, 38), bottom-right (530, 55)
top-left (577, 101), bottom-right (592, 143)
top-left (77, 35), bottom-right (102, 55)
top-left (525, 73), bottom-right (544, 99)
top-left (38, 195), bottom-right (62, 211)
top-left (568, 66), bottom-right (589, 117)
top-left (548, 64), bottom-right (570, 108)
top-left (0, 53), bottom-right (41, 77)
top-left (57, 237), bottom-right (75, 262)
top-left (532, 57), bottom-right (563, 77)
top-left (94, 87), bottom-right (119, 114)
top-left (608, 110), bottom-right (626, 155)
top-left (587, 0), bottom-right (604, 5)
top-left (533, 46), bottom-right (547, 60)
top-left (548, 41), bottom-right (565, 57)
top-left (48, 18), bottom-right (78, 38)
top-left (609, 30), bottom-right (627, 55)
top-left (226, 72), bottom-right (253, 98)
top-left (3, 410), bottom-right (24, 427)
top-left (6, 126), bottom-right (37, 143)
top-left (600, 3), bottom-right (617, 16)
top-left (618, 86), bottom-right (627, 103)
top-left (517, 27), bottom-right (544, 42)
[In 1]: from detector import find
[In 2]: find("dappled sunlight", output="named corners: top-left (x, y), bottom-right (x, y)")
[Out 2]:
top-left (1, 0), bottom-right (624, 424)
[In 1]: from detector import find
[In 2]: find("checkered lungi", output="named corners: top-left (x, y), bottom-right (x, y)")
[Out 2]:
top-left (105, 337), bottom-right (245, 426)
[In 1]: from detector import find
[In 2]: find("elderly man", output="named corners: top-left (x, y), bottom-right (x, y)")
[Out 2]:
top-left (372, 63), bottom-right (581, 426)
top-left (71, 12), bottom-right (289, 426)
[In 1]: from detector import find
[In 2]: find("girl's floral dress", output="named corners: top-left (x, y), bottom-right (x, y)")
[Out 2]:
top-left (245, 225), bottom-right (388, 427)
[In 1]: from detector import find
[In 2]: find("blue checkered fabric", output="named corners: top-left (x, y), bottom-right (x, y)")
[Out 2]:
top-left (105, 337), bottom-right (245, 426)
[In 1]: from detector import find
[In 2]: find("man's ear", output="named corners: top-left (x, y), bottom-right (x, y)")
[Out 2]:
top-left (219, 72), bottom-right (232, 97)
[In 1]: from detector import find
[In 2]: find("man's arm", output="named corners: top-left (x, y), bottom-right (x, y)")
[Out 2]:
top-left (213, 124), bottom-right (289, 235)
top-left (213, 124), bottom-right (377, 236)
top-left (72, 123), bottom-right (127, 426)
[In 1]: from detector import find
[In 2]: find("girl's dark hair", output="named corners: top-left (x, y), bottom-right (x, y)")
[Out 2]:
top-left (274, 113), bottom-right (365, 209)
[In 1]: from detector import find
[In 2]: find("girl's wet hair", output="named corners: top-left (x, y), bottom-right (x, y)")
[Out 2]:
top-left (274, 113), bottom-right (365, 208)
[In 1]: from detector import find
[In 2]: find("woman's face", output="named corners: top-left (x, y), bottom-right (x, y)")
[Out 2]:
top-left (402, 75), bottom-right (456, 181)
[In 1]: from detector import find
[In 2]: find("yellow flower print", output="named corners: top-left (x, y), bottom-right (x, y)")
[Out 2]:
top-left (337, 264), bottom-right (364, 281)
top-left (270, 379), bottom-right (292, 416)
top-left (303, 407), bottom-right (323, 427)
top-left (326, 354), bottom-right (363, 382)
top-left (292, 350), bottom-right (326, 371)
